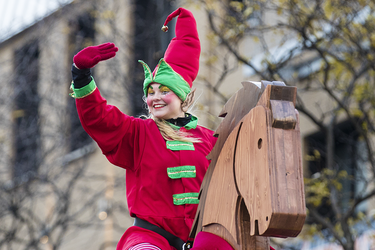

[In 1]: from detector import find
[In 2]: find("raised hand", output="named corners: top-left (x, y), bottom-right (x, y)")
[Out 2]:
top-left (73, 43), bottom-right (118, 69)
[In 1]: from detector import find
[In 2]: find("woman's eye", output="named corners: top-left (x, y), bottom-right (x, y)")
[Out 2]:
top-left (147, 88), bottom-right (155, 95)
top-left (159, 86), bottom-right (171, 94)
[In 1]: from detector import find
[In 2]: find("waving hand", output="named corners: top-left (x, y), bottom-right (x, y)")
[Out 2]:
top-left (73, 43), bottom-right (118, 69)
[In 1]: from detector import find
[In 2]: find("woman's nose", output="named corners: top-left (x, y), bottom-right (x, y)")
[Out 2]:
top-left (152, 92), bottom-right (161, 100)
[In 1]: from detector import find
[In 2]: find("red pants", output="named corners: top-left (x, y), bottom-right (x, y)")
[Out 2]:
top-left (117, 227), bottom-right (275, 250)
top-left (192, 232), bottom-right (234, 250)
top-left (192, 232), bottom-right (275, 250)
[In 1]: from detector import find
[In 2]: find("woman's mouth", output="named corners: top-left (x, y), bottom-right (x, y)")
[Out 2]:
top-left (154, 104), bottom-right (166, 109)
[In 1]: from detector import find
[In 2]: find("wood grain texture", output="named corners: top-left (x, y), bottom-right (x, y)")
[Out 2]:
top-left (191, 81), bottom-right (263, 239)
top-left (235, 106), bottom-right (271, 236)
top-left (191, 82), bottom-right (306, 249)
top-left (270, 100), bottom-right (297, 129)
top-left (202, 124), bottom-right (241, 247)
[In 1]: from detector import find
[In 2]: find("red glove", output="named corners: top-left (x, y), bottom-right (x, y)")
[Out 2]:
top-left (73, 43), bottom-right (118, 69)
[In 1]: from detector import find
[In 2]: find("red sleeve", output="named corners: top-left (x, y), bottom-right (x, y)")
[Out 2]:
top-left (75, 88), bottom-right (146, 170)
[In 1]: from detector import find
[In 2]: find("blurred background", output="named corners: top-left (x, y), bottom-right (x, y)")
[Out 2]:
top-left (0, 0), bottom-right (374, 249)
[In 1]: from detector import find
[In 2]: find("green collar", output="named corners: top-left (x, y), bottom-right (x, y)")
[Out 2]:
top-left (167, 115), bottom-right (198, 130)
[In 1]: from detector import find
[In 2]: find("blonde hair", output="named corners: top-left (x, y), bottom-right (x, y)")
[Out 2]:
top-left (143, 89), bottom-right (201, 143)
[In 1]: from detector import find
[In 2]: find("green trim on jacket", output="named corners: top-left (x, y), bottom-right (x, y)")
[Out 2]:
top-left (70, 77), bottom-right (96, 98)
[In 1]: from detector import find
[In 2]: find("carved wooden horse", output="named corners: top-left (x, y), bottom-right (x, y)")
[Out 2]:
top-left (190, 81), bottom-right (306, 249)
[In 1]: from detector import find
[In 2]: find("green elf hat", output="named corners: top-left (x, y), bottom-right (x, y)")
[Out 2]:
top-left (139, 8), bottom-right (201, 101)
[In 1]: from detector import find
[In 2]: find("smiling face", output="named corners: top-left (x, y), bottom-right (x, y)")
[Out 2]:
top-left (146, 83), bottom-right (185, 120)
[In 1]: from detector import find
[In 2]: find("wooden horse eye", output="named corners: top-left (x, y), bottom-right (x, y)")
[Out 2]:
top-left (258, 138), bottom-right (262, 149)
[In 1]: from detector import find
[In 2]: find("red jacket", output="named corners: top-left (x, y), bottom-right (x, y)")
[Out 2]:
top-left (75, 87), bottom-right (217, 248)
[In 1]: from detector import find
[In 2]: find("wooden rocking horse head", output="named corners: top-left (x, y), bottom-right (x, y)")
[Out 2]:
top-left (190, 81), bottom-right (306, 249)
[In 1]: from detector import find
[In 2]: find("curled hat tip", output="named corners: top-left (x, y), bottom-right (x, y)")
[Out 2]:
top-left (161, 25), bottom-right (169, 32)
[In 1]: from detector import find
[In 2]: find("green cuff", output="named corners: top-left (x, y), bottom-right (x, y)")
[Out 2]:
top-left (70, 77), bottom-right (97, 98)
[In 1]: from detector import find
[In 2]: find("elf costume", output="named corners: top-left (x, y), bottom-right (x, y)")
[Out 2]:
top-left (71, 7), bottom-right (272, 250)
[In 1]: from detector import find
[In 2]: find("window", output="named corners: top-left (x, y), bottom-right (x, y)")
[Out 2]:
top-left (131, 0), bottom-right (174, 116)
top-left (67, 11), bottom-right (95, 151)
top-left (13, 40), bottom-right (40, 180)
top-left (305, 120), bottom-right (362, 222)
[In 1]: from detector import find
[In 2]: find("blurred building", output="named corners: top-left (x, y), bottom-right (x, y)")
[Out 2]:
top-left (0, 0), bottom-right (221, 249)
